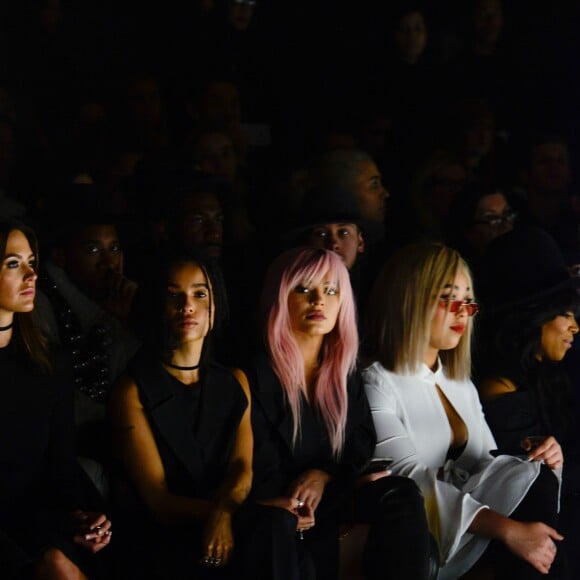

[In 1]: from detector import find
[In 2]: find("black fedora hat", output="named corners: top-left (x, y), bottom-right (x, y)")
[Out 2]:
top-left (479, 225), bottom-right (580, 312)
top-left (283, 185), bottom-right (385, 248)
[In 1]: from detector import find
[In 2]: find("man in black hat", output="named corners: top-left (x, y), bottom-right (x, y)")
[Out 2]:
top-left (285, 185), bottom-right (387, 323)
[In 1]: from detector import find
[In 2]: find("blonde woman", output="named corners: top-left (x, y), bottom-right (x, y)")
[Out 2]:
top-left (363, 242), bottom-right (566, 579)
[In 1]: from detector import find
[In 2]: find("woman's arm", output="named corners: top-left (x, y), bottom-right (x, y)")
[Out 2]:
top-left (110, 374), bottom-right (213, 525)
top-left (468, 508), bottom-right (562, 575)
top-left (200, 369), bottom-right (254, 563)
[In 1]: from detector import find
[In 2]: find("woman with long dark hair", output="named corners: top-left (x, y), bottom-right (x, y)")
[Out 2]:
top-left (110, 253), bottom-right (256, 578)
top-left (476, 226), bottom-right (578, 473)
top-left (0, 218), bottom-right (111, 579)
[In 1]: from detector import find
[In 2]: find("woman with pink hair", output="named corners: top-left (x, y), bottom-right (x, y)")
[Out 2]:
top-left (237, 247), bottom-right (434, 579)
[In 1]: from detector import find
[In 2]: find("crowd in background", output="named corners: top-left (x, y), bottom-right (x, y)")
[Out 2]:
top-left (1, 0), bottom-right (580, 578)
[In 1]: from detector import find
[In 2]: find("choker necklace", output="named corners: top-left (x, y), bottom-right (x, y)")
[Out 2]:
top-left (0, 322), bottom-right (13, 331)
top-left (164, 360), bottom-right (200, 371)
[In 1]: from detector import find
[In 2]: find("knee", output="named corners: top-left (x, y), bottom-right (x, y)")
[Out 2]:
top-left (35, 548), bottom-right (86, 580)
top-left (369, 476), bottom-right (424, 508)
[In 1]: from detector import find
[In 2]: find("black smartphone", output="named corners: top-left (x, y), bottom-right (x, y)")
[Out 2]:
top-left (361, 457), bottom-right (394, 475)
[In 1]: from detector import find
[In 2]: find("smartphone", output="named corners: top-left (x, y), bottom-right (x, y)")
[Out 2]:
top-left (361, 457), bottom-right (394, 475)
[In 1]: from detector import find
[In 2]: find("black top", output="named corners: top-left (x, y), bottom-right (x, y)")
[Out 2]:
top-left (247, 354), bottom-right (376, 504)
top-left (126, 347), bottom-right (248, 500)
top-left (0, 344), bottom-right (80, 522)
top-left (483, 389), bottom-right (546, 457)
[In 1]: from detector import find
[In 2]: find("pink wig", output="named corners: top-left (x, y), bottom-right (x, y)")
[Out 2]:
top-left (260, 247), bottom-right (358, 457)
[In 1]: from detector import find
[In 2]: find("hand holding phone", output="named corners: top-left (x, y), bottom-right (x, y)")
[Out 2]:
top-left (360, 457), bottom-right (394, 476)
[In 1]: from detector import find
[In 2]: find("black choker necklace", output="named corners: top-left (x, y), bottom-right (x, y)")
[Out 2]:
top-left (0, 322), bottom-right (13, 331)
top-left (164, 360), bottom-right (200, 371)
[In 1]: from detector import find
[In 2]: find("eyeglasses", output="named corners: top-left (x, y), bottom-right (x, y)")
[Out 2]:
top-left (439, 298), bottom-right (479, 316)
top-left (473, 211), bottom-right (517, 228)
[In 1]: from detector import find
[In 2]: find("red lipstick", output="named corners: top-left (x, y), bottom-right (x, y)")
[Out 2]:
top-left (450, 324), bottom-right (465, 334)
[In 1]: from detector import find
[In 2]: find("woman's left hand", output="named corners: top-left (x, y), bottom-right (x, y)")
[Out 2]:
top-left (522, 436), bottom-right (564, 469)
top-left (201, 509), bottom-right (234, 568)
top-left (71, 510), bottom-right (112, 553)
top-left (287, 469), bottom-right (331, 512)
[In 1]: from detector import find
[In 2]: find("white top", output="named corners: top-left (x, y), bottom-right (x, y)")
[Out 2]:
top-left (363, 361), bottom-right (542, 580)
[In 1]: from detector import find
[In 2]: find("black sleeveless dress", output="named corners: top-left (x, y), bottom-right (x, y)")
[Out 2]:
top-left (116, 347), bottom-right (248, 579)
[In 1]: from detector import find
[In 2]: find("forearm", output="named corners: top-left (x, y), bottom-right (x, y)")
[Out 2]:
top-left (468, 507), bottom-right (511, 542)
top-left (212, 463), bottom-right (253, 515)
top-left (146, 492), bottom-right (214, 526)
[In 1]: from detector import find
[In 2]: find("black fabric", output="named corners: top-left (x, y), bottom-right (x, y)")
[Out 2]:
top-left (488, 465), bottom-right (569, 579)
top-left (483, 389), bottom-right (547, 456)
top-left (353, 477), bottom-right (435, 580)
top-left (127, 347), bottom-right (248, 499)
top-left (246, 355), bottom-right (377, 578)
top-left (248, 354), bottom-right (376, 502)
top-left (0, 343), bottom-right (104, 577)
top-left (116, 347), bottom-right (250, 579)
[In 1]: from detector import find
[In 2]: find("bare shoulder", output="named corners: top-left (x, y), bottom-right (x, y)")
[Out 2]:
top-left (232, 368), bottom-right (251, 401)
top-left (479, 377), bottom-right (518, 402)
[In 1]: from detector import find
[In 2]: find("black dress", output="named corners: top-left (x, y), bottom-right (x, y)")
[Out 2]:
top-left (0, 343), bottom-right (101, 578)
top-left (115, 347), bottom-right (248, 579)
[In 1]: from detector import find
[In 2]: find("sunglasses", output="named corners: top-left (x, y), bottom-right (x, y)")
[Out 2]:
top-left (473, 211), bottom-right (517, 228)
top-left (439, 298), bottom-right (479, 317)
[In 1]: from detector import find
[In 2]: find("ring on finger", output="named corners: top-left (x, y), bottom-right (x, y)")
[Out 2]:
top-left (296, 498), bottom-right (305, 508)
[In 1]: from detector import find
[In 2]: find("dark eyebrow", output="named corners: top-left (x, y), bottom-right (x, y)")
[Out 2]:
top-left (4, 252), bottom-right (36, 260)
top-left (167, 282), bottom-right (209, 289)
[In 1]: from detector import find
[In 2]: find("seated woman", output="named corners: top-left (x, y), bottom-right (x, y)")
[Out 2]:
top-left (363, 242), bottom-right (567, 579)
top-left (475, 226), bottom-right (578, 461)
top-left (239, 247), bottom-right (433, 580)
top-left (0, 218), bottom-right (111, 580)
top-left (110, 254), bottom-right (258, 578)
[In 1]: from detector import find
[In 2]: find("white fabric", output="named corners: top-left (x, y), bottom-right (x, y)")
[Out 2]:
top-left (363, 361), bottom-right (541, 580)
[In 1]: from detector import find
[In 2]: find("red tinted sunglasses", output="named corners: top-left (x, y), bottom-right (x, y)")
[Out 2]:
top-left (439, 298), bottom-right (479, 317)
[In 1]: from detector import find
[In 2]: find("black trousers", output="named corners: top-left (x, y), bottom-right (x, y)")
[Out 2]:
top-left (234, 477), bottom-right (433, 580)
top-left (352, 476), bottom-right (435, 580)
top-left (487, 465), bottom-right (570, 579)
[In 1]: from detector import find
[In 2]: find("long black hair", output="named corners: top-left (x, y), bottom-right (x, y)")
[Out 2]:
top-left (475, 286), bottom-right (579, 437)
top-left (148, 252), bottom-right (229, 380)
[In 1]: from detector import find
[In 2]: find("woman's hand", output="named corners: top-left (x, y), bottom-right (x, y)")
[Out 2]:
top-left (286, 469), bottom-right (331, 512)
top-left (71, 510), bottom-right (112, 553)
top-left (257, 497), bottom-right (316, 531)
top-left (201, 509), bottom-right (234, 567)
top-left (502, 519), bottom-right (563, 574)
top-left (522, 436), bottom-right (564, 469)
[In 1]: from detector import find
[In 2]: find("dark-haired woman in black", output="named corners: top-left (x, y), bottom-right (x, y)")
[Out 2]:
top-left (110, 254), bottom-right (260, 579)
top-left (0, 218), bottom-right (111, 580)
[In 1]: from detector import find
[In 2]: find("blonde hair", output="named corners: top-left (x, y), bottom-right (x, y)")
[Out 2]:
top-left (366, 242), bottom-right (473, 380)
